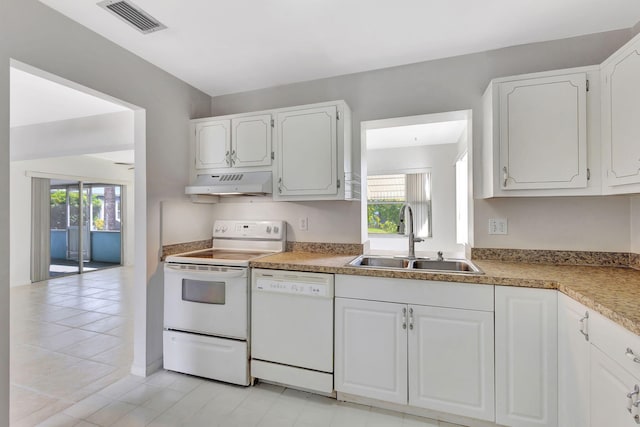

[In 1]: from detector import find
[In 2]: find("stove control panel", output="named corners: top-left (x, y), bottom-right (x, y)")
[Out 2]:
top-left (213, 220), bottom-right (285, 240)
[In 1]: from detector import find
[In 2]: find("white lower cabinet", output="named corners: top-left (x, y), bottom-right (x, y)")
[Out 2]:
top-left (589, 301), bottom-right (640, 426)
top-left (334, 275), bottom-right (495, 423)
top-left (408, 305), bottom-right (495, 421)
top-left (334, 298), bottom-right (407, 404)
top-left (590, 346), bottom-right (640, 427)
top-left (558, 293), bottom-right (590, 427)
top-left (495, 286), bottom-right (558, 427)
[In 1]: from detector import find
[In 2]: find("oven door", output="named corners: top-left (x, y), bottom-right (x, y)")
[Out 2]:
top-left (164, 263), bottom-right (248, 340)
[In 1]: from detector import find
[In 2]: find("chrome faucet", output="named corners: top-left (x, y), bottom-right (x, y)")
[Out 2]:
top-left (397, 203), bottom-right (424, 259)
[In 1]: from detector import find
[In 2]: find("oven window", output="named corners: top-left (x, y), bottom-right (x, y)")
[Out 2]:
top-left (182, 279), bottom-right (226, 304)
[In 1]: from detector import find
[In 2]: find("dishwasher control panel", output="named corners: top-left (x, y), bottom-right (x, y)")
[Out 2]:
top-left (255, 279), bottom-right (329, 297)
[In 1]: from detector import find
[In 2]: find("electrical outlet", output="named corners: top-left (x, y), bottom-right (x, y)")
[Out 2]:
top-left (488, 218), bottom-right (508, 235)
top-left (299, 217), bottom-right (308, 231)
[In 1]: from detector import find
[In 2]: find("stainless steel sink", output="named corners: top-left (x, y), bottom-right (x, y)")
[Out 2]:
top-left (354, 256), bottom-right (411, 269)
top-left (411, 259), bottom-right (483, 274)
top-left (348, 255), bottom-right (483, 274)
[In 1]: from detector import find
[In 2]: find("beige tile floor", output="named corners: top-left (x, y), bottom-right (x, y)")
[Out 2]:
top-left (11, 267), bottom-right (463, 427)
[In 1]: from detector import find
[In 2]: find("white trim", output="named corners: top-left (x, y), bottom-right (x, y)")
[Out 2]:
top-left (10, 59), bottom-right (140, 112)
top-left (25, 170), bottom-right (132, 186)
top-left (361, 110), bottom-right (471, 131)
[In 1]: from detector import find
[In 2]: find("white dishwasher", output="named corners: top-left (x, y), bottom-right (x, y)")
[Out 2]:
top-left (251, 268), bottom-right (334, 394)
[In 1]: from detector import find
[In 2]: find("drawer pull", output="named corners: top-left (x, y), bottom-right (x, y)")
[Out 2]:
top-left (627, 348), bottom-right (640, 364)
top-left (579, 312), bottom-right (589, 341)
top-left (628, 385), bottom-right (639, 413)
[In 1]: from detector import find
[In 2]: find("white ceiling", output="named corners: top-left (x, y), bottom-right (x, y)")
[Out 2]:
top-left (10, 67), bottom-right (129, 128)
top-left (367, 120), bottom-right (466, 150)
top-left (39, 0), bottom-right (640, 97)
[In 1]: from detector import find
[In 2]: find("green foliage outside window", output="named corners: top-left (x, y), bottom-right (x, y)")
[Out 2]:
top-left (50, 189), bottom-right (103, 230)
top-left (367, 203), bottom-right (402, 234)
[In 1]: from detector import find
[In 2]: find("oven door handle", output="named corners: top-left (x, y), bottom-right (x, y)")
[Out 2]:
top-left (165, 264), bottom-right (247, 278)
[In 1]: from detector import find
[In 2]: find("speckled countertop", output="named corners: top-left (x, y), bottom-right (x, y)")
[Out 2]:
top-left (250, 252), bottom-right (640, 336)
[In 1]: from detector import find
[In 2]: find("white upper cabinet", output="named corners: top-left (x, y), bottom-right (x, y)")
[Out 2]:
top-left (481, 67), bottom-right (598, 198)
top-left (231, 114), bottom-right (272, 168)
top-left (274, 101), bottom-right (356, 201)
top-left (190, 100), bottom-right (357, 200)
top-left (194, 120), bottom-right (231, 169)
top-left (601, 33), bottom-right (640, 193)
top-left (499, 73), bottom-right (587, 190)
top-left (193, 113), bottom-right (271, 171)
top-left (275, 105), bottom-right (338, 197)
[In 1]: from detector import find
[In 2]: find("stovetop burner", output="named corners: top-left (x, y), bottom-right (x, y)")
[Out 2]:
top-left (165, 220), bottom-right (286, 267)
top-left (179, 250), bottom-right (272, 261)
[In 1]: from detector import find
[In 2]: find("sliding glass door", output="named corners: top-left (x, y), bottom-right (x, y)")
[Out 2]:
top-left (48, 180), bottom-right (123, 278)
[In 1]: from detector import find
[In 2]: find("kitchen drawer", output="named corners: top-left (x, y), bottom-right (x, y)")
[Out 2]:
top-left (590, 309), bottom-right (640, 379)
top-left (335, 275), bottom-right (493, 312)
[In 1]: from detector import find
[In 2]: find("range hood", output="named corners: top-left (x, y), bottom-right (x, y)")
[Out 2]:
top-left (185, 171), bottom-right (272, 196)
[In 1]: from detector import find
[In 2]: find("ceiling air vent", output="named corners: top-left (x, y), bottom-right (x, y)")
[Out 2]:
top-left (97, 0), bottom-right (167, 34)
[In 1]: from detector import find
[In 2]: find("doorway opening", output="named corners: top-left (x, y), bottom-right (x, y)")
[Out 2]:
top-left (9, 59), bottom-right (143, 285)
top-left (360, 110), bottom-right (474, 258)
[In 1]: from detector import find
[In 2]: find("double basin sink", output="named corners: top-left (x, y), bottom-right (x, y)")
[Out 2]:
top-left (349, 255), bottom-right (483, 275)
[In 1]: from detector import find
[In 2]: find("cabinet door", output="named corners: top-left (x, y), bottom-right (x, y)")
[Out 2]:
top-left (558, 294), bottom-right (590, 427)
top-left (276, 106), bottom-right (338, 196)
top-left (231, 114), bottom-right (272, 168)
top-left (495, 286), bottom-right (558, 427)
top-left (590, 346), bottom-right (640, 427)
top-left (408, 305), bottom-right (494, 421)
top-left (499, 73), bottom-right (587, 190)
top-left (335, 298), bottom-right (407, 404)
top-left (602, 38), bottom-right (640, 187)
top-left (194, 120), bottom-right (231, 169)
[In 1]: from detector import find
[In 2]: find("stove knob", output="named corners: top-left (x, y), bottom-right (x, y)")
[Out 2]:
top-left (222, 226), bottom-right (228, 232)
top-left (273, 226), bottom-right (279, 234)
top-left (266, 226), bottom-right (272, 233)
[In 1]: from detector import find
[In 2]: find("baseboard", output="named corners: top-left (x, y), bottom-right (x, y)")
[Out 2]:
top-left (336, 392), bottom-right (499, 427)
top-left (130, 357), bottom-right (163, 377)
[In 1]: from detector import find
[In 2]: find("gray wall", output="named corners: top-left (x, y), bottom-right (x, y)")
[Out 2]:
top-left (1, 0), bottom-right (211, 422)
top-left (211, 29), bottom-right (637, 252)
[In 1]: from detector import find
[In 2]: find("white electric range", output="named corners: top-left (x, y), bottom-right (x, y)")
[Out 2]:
top-left (163, 219), bottom-right (286, 386)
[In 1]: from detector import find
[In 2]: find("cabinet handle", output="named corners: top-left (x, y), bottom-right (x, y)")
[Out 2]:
top-left (402, 307), bottom-right (407, 330)
top-left (632, 398), bottom-right (640, 423)
top-left (225, 150), bottom-right (230, 166)
top-left (502, 166), bottom-right (508, 187)
top-left (579, 312), bottom-right (589, 341)
top-left (628, 385), bottom-right (640, 413)
top-left (277, 177), bottom-right (282, 194)
top-left (408, 307), bottom-right (414, 330)
top-left (230, 150), bottom-right (236, 166)
top-left (626, 348), bottom-right (640, 364)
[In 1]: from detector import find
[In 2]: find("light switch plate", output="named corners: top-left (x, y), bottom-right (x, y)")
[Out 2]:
top-left (488, 218), bottom-right (508, 235)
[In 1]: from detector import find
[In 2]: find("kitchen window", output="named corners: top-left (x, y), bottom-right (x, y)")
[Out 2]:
top-left (367, 172), bottom-right (432, 238)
